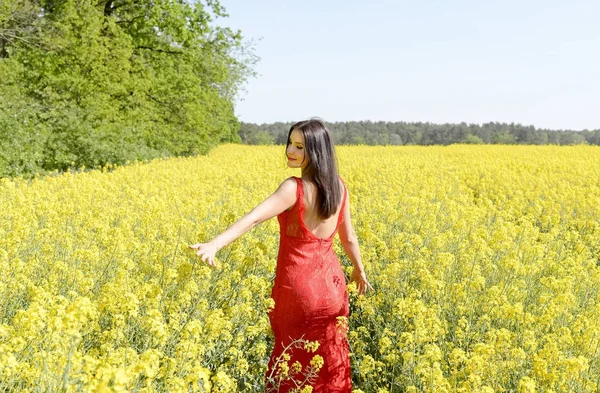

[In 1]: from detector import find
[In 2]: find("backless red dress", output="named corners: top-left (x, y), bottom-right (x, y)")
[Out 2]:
top-left (266, 176), bottom-right (352, 392)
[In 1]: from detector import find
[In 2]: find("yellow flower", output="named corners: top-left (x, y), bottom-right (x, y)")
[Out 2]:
top-left (290, 360), bottom-right (302, 374)
top-left (303, 340), bottom-right (320, 353)
top-left (310, 355), bottom-right (324, 371)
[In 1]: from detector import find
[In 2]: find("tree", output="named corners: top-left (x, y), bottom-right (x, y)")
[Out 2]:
top-left (492, 130), bottom-right (516, 144)
top-left (559, 132), bottom-right (586, 145)
top-left (0, 0), bottom-right (256, 176)
top-left (0, 0), bottom-right (43, 58)
top-left (389, 134), bottom-right (403, 145)
top-left (248, 131), bottom-right (274, 145)
top-left (463, 134), bottom-right (483, 144)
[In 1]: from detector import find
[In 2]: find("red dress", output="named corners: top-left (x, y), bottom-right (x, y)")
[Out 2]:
top-left (266, 176), bottom-right (352, 392)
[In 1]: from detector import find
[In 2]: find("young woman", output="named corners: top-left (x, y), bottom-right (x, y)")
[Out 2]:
top-left (190, 118), bottom-right (372, 391)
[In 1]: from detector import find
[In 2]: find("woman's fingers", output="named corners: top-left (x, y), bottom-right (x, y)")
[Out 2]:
top-left (355, 280), bottom-right (364, 295)
top-left (190, 243), bottom-right (217, 267)
top-left (200, 252), bottom-right (214, 266)
top-left (350, 273), bottom-right (369, 295)
top-left (355, 278), bottom-right (374, 295)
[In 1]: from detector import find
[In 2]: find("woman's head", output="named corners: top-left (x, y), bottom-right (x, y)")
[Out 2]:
top-left (286, 118), bottom-right (342, 218)
top-left (286, 128), bottom-right (308, 170)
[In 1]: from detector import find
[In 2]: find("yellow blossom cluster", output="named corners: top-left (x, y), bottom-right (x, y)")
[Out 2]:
top-left (1, 144), bottom-right (599, 392)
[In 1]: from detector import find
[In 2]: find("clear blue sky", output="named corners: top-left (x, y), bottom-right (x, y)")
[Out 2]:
top-left (222, 0), bottom-right (599, 130)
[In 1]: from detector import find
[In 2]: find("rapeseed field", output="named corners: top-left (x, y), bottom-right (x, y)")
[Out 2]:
top-left (1, 145), bottom-right (599, 392)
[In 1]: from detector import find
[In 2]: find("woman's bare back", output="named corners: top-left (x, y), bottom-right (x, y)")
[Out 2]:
top-left (300, 178), bottom-right (345, 239)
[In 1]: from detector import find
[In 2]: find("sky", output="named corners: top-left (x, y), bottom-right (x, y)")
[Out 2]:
top-left (221, 0), bottom-right (599, 131)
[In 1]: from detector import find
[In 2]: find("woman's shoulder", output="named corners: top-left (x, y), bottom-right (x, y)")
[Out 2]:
top-left (338, 176), bottom-right (347, 192)
top-left (277, 177), bottom-right (299, 211)
top-left (278, 177), bottom-right (299, 194)
top-left (281, 176), bottom-right (299, 185)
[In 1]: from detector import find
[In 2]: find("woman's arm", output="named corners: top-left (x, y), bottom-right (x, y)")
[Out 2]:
top-left (338, 187), bottom-right (374, 295)
top-left (189, 178), bottom-right (297, 266)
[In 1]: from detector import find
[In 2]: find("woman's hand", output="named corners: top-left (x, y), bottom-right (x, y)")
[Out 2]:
top-left (189, 242), bottom-right (218, 267)
top-left (350, 267), bottom-right (374, 295)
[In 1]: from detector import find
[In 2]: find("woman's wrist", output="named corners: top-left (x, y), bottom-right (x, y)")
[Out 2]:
top-left (209, 239), bottom-right (221, 252)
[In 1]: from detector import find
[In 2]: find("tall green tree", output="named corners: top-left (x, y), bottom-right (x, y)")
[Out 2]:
top-left (0, 0), bottom-right (255, 176)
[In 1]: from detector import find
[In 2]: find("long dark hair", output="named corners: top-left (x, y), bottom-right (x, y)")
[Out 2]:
top-left (287, 118), bottom-right (342, 219)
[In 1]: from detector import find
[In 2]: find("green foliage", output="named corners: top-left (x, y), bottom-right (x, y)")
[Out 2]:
top-left (492, 130), bottom-right (516, 144)
top-left (238, 123), bottom-right (274, 145)
top-left (248, 131), bottom-right (274, 145)
top-left (463, 134), bottom-right (483, 144)
top-left (0, 0), bottom-right (255, 178)
top-left (0, 57), bottom-right (48, 176)
top-left (238, 121), bottom-right (599, 146)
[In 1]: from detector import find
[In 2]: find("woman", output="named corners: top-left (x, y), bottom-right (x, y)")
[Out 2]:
top-left (190, 118), bottom-right (372, 391)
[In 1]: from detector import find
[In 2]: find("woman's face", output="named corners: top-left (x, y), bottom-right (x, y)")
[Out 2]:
top-left (286, 129), bottom-right (308, 169)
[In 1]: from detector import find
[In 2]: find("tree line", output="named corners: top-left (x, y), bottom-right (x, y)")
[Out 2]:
top-left (238, 121), bottom-right (600, 146)
top-left (0, 0), bottom-right (255, 178)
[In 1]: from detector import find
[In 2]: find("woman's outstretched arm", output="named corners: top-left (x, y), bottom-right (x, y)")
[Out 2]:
top-left (189, 178), bottom-right (297, 266)
top-left (337, 187), bottom-right (374, 295)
